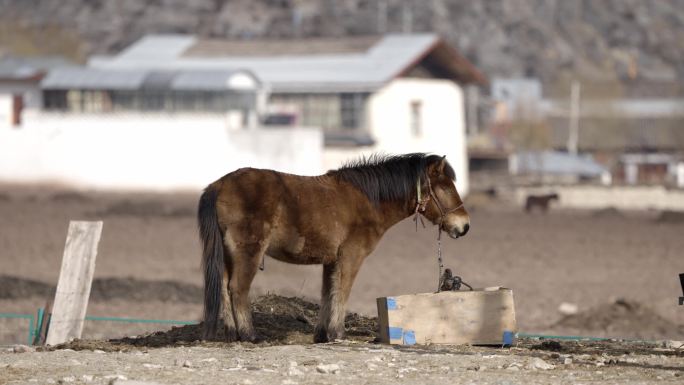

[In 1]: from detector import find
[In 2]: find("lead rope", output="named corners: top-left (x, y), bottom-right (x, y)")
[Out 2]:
top-left (437, 226), bottom-right (444, 292)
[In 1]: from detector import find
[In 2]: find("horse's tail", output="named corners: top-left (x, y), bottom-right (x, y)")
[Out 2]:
top-left (198, 183), bottom-right (224, 340)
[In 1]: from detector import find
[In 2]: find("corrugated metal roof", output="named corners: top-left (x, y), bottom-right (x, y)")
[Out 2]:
top-left (117, 34), bottom-right (197, 61)
top-left (42, 68), bottom-right (147, 90)
top-left (0, 56), bottom-right (71, 80)
top-left (41, 67), bottom-right (259, 91)
top-left (172, 70), bottom-right (256, 91)
top-left (514, 151), bottom-right (607, 176)
top-left (89, 34), bottom-right (482, 92)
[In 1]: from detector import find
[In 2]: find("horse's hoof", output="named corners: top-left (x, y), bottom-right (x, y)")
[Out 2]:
top-left (238, 329), bottom-right (257, 343)
top-left (224, 327), bottom-right (238, 343)
top-left (313, 328), bottom-right (345, 343)
top-left (313, 328), bottom-right (329, 343)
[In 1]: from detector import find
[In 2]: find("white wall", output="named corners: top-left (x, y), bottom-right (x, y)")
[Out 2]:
top-left (515, 185), bottom-right (684, 211)
top-left (0, 95), bottom-right (11, 127)
top-left (0, 82), bottom-right (42, 108)
top-left (0, 111), bottom-right (323, 190)
top-left (365, 78), bottom-right (469, 195)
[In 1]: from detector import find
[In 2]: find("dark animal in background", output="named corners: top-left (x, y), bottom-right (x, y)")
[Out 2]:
top-left (525, 193), bottom-right (559, 213)
top-left (198, 153), bottom-right (470, 343)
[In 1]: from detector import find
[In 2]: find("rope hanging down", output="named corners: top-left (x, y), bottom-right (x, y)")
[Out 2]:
top-left (413, 175), bottom-right (471, 292)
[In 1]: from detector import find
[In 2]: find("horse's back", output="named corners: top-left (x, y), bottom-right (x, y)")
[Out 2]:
top-left (210, 167), bottom-right (369, 264)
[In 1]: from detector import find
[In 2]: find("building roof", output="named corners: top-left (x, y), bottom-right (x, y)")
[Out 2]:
top-left (41, 67), bottom-right (260, 91)
top-left (89, 34), bottom-right (485, 93)
top-left (514, 150), bottom-right (608, 177)
top-left (0, 56), bottom-right (71, 81)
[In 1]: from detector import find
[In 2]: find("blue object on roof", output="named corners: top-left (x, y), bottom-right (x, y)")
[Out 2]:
top-left (515, 151), bottom-right (607, 177)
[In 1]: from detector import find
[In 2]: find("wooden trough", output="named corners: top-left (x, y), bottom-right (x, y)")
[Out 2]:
top-left (376, 287), bottom-right (517, 346)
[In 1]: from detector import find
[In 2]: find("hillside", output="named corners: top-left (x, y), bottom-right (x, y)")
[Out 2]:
top-left (1, 0), bottom-right (683, 88)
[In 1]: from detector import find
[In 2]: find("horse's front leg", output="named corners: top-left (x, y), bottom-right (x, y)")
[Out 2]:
top-left (314, 254), bottom-right (364, 343)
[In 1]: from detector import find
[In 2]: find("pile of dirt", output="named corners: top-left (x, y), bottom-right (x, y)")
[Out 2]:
top-left (553, 299), bottom-right (684, 340)
top-left (49, 191), bottom-right (92, 203)
top-left (91, 277), bottom-right (201, 303)
top-left (528, 339), bottom-right (681, 357)
top-left (93, 200), bottom-right (194, 218)
top-left (55, 294), bottom-right (377, 350)
top-left (656, 210), bottom-right (684, 224)
top-left (0, 275), bottom-right (53, 299)
top-left (0, 275), bottom-right (201, 303)
top-left (592, 207), bottom-right (624, 218)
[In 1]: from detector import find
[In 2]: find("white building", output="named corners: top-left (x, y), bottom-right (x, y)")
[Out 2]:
top-left (90, 34), bottom-right (486, 194)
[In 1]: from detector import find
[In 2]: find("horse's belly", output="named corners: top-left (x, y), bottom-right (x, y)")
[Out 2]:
top-left (266, 233), bottom-right (337, 265)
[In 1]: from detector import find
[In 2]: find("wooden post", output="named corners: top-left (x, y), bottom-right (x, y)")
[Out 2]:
top-left (45, 221), bottom-right (103, 346)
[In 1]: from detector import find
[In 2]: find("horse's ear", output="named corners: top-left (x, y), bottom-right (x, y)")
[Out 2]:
top-left (428, 155), bottom-right (448, 176)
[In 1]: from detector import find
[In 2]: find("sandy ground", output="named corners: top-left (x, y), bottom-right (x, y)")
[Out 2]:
top-left (2, 339), bottom-right (683, 385)
top-left (0, 184), bottom-right (683, 383)
top-left (1, 184), bottom-right (683, 340)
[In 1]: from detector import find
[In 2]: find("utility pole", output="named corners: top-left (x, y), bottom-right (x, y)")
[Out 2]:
top-left (402, 0), bottom-right (413, 34)
top-left (567, 80), bottom-right (581, 155)
top-left (377, 0), bottom-right (387, 34)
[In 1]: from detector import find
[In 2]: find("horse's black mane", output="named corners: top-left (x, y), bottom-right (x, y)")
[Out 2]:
top-left (328, 153), bottom-right (456, 205)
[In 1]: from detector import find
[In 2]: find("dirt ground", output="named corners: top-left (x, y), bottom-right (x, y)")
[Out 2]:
top-left (0, 184), bottom-right (683, 383)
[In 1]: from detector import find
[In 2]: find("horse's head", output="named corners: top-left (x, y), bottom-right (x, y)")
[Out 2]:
top-left (420, 156), bottom-right (470, 239)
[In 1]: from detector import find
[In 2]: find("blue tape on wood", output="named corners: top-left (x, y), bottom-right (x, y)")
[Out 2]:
top-left (388, 327), bottom-right (403, 340)
top-left (386, 297), bottom-right (397, 310)
top-left (403, 330), bottom-right (416, 345)
top-left (503, 330), bottom-right (515, 346)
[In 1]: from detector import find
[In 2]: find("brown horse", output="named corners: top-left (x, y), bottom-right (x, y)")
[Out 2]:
top-left (198, 153), bottom-right (470, 343)
top-left (524, 193), bottom-right (559, 213)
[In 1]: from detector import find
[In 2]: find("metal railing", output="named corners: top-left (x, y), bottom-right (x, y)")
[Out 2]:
top-left (0, 309), bottom-right (197, 345)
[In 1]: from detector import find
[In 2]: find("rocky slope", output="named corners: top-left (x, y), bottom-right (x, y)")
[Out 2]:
top-left (1, 0), bottom-right (683, 86)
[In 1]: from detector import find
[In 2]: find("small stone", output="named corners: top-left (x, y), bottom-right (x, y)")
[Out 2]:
top-left (60, 377), bottom-right (76, 383)
top-left (366, 363), bottom-right (378, 371)
top-left (506, 365), bottom-right (520, 371)
top-left (529, 357), bottom-right (555, 370)
top-left (143, 363), bottom-right (162, 369)
top-left (563, 358), bottom-right (573, 365)
top-left (242, 380), bottom-right (254, 385)
top-left (282, 380), bottom-right (298, 385)
top-left (12, 344), bottom-right (34, 353)
top-left (289, 361), bottom-right (298, 367)
top-left (82, 375), bottom-right (94, 383)
top-left (663, 340), bottom-right (684, 349)
top-left (103, 374), bottom-right (128, 381)
top-left (316, 363), bottom-right (340, 374)
top-left (466, 365), bottom-right (480, 371)
top-left (287, 367), bottom-right (304, 376)
top-left (93, 350), bottom-right (106, 354)
top-left (558, 302), bottom-right (579, 315)
top-left (182, 360), bottom-right (193, 368)
top-left (200, 357), bottom-right (218, 363)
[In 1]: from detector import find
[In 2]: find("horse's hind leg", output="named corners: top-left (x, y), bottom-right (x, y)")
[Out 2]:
top-left (229, 242), bottom-right (266, 342)
top-left (220, 255), bottom-right (238, 342)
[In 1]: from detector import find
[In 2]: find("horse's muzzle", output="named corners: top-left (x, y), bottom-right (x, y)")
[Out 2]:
top-left (447, 223), bottom-right (470, 239)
